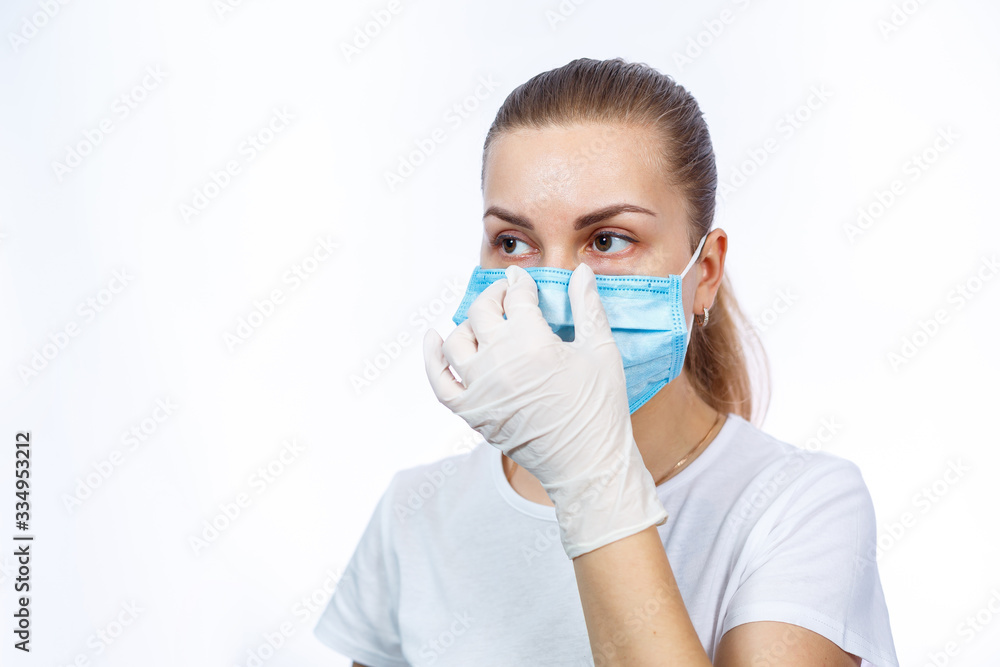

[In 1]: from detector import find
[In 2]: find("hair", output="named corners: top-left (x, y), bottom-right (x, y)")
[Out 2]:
top-left (480, 57), bottom-right (770, 426)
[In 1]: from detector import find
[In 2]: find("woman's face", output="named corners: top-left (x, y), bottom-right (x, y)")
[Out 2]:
top-left (480, 123), bottom-right (697, 279)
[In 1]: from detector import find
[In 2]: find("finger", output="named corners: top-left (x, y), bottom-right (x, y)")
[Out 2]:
top-left (500, 265), bottom-right (548, 330)
top-left (567, 262), bottom-right (612, 348)
top-left (422, 328), bottom-right (465, 405)
top-left (442, 319), bottom-right (478, 375)
top-left (465, 277), bottom-right (509, 346)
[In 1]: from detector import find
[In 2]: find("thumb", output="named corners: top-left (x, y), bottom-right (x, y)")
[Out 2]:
top-left (422, 328), bottom-right (465, 405)
top-left (567, 262), bottom-right (612, 348)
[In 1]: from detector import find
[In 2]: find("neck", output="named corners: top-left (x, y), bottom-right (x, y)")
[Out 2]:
top-left (630, 372), bottom-right (722, 484)
top-left (503, 373), bottom-right (724, 490)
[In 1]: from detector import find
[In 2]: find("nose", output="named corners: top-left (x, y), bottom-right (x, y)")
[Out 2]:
top-left (539, 248), bottom-right (580, 273)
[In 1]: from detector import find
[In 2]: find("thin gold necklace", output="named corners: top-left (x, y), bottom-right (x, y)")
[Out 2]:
top-left (503, 411), bottom-right (726, 487)
top-left (653, 411), bottom-right (724, 487)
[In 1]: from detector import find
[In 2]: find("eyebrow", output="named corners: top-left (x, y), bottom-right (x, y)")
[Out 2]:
top-left (483, 203), bottom-right (657, 231)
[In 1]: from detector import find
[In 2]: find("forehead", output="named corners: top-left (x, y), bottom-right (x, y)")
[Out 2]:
top-left (483, 123), bottom-right (671, 210)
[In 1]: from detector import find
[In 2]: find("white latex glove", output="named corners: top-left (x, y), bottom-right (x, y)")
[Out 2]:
top-left (422, 262), bottom-right (668, 560)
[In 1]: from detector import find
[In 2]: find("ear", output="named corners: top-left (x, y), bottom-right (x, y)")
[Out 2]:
top-left (693, 229), bottom-right (727, 312)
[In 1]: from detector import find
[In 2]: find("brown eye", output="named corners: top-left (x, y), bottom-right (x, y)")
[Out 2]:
top-left (494, 235), bottom-right (530, 255)
top-left (592, 233), bottom-right (632, 253)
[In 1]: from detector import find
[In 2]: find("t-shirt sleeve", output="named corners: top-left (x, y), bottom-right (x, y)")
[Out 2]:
top-left (721, 457), bottom-right (899, 667)
top-left (313, 472), bottom-right (409, 667)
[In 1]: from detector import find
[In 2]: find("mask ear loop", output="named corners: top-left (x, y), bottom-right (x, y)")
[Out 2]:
top-left (679, 232), bottom-right (710, 280)
top-left (680, 232), bottom-right (710, 341)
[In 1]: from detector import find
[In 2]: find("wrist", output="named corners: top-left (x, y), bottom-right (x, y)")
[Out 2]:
top-left (544, 445), bottom-right (669, 559)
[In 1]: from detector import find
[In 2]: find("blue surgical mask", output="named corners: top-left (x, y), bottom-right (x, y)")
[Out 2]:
top-left (451, 233), bottom-right (709, 414)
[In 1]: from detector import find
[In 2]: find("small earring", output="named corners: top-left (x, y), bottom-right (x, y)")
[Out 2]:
top-left (695, 306), bottom-right (710, 327)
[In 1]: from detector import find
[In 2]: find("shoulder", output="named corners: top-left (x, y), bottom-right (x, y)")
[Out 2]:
top-left (721, 414), bottom-right (866, 489)
top-left (709, 416), bottom-right (875, 535)
top-left (713, 422), bottom-right (897, 666)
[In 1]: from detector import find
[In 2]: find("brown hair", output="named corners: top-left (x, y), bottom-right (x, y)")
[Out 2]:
top-left (480, 57), bottom-right (770, 426)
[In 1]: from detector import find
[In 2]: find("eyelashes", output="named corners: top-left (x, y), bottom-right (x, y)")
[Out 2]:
top-left (491, 235), bottom-right (530, 255)
top-left (490, 232), bottom-right (637, 256)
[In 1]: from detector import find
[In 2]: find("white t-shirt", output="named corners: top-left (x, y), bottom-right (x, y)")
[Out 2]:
top-left (314, 412), bottom-right (899, 667)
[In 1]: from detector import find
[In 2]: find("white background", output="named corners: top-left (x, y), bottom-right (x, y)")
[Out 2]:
top-left (0, 0), bottom-right (998, 665)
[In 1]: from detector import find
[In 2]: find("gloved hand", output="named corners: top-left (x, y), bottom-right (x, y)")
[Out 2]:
top-left (422, 262), bottom-right (668, 560)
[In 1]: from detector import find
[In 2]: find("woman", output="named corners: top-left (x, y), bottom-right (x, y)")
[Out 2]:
top-left (315, 57), bottom-right (898, 666)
